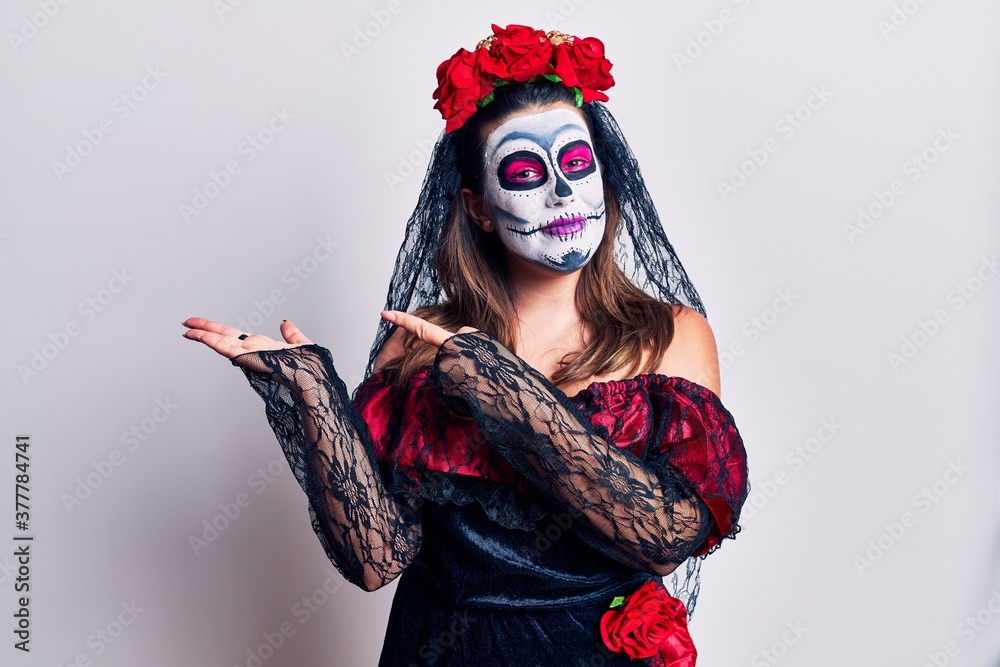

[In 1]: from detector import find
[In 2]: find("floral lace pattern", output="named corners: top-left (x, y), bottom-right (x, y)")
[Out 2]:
top-left (231, 329), bottom-right (748, 591)
top-left (231, 345), bottom-right (424, 592)
top-left (429, 331), bottom-right (747, 571)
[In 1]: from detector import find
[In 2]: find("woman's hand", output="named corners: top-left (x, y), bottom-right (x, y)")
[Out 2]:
top-left (181, 317), bottom-right (313, 359)
top-left (380, 310), bottom-right (479, 349)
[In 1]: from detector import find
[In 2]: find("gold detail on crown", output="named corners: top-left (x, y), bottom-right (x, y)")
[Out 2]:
top-left (545, 30), bottom-right (573, 46)
top-left (476, 29), bottom-right (575, 51)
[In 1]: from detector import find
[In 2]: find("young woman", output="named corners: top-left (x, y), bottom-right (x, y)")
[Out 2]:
top-left (183, 25), bottom-right (749, 666)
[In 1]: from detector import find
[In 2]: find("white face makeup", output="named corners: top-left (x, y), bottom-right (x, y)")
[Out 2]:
top-left (481, 107), bottom-right (606, 273)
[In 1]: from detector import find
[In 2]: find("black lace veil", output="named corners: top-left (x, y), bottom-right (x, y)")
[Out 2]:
top-left (363, 101), bottom-right (706, 378)
top-left (362, 99), bottom-right (710, 615)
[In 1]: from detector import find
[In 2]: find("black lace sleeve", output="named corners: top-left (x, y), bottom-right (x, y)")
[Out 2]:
top-left (230, 344), bottom-right (423, 591)
top-left (432, 330), bottom-right (720, 576)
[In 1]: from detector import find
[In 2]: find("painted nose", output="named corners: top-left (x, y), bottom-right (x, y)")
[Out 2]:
top-left (546, 173), bottom-right (575, 207)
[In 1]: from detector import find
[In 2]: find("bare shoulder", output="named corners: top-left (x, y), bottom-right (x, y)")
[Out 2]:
top-left (655, 305), bottom-right (722, 397)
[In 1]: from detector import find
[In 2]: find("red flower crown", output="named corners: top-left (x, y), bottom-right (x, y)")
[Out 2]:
top-left (432, 24), bottom-right (616, 134)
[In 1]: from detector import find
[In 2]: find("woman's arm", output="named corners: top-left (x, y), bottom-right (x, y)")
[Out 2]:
top-left (230, 342), bottom-right (424, 592)
top-left (430, 329), bottom-right (745, 576)
top-left (654, 306), bottom-right (722, 397)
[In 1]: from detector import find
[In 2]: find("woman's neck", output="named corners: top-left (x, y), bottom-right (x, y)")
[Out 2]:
top-left (508, 255), bottom-right (581, 319)
top-left (506, 255), bottom-right (586, 354)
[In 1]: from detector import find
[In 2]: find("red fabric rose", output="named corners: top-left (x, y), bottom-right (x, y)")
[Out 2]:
top-left (551, 44), bottom-right (581, 87)
top-left (432, 46), bottom-right (504, 134)
top-left (557, 36), bottom-right (614, 103)
top-left (600, 580), bottom-right (697, 666)
top-left (431, 24), bottom-right (616, 133)
top-left (489, 24), bottom-right (554, 82)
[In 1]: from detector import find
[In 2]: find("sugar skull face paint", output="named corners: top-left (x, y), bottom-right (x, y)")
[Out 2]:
top-left (482, 107), bottom-right (606, 273)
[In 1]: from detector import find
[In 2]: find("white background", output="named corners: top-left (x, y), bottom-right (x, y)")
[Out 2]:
top-left (1, 1), bottom-right (998, 666)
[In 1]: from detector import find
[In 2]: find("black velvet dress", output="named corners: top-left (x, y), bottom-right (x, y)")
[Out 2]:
top-left (232, 330), bottom-right (748, 666)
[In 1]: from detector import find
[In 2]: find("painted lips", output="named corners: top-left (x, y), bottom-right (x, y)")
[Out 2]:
top-left (539, 214), bottom-right (587, 236)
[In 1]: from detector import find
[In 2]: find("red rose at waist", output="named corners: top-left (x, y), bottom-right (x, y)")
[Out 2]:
top-left (600, 579), bottom-right (697, 666)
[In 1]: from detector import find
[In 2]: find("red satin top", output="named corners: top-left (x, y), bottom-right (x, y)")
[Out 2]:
top-left (353, 366), bottom-right (748, 558)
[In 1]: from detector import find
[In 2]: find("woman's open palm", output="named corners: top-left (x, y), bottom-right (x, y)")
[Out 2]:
top-left (181, 317), bottom-right (313, 359)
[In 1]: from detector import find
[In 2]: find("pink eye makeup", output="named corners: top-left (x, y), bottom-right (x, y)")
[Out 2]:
top-left (557, 140), bottom-right (596, 180)
top-left (480, 108), bottom-right (608, 273)
top-left (498, 151), bottom-right (548, 190)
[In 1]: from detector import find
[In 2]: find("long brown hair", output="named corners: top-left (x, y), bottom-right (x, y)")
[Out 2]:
top-left (381, 80), bottom-right (679, 394)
